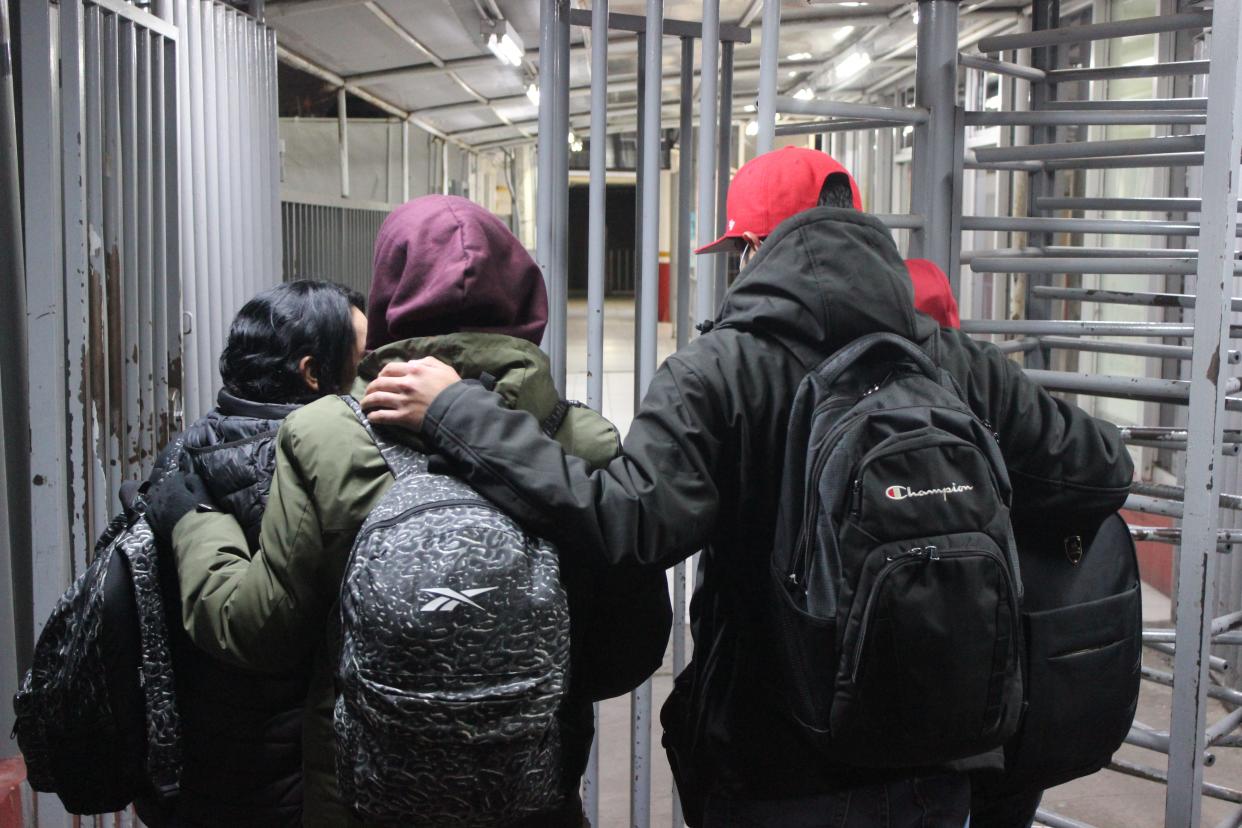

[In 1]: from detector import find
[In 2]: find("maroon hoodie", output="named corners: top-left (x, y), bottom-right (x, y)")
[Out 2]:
top-left (367, 195), bottom-right (548, 350)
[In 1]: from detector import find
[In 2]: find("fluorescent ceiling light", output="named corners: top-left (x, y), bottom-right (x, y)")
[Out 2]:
top-left (903, 125), bottom-right (914, 136)
top-left (793, 87), bottom-right (815, 101)
top-left (787, 70), bottom-right (799, 78)
top-left (485, 21), bottom-right (525, 67)
top-left (526, 83), bottom-right (540, 105)
top-left (571, 140), bottom-right (583, 152)
top-left (834, 50), bottom-right (872, 84)
top-left (745, 120), bottom-right (759, 137)
top-left (911, 6), bottom-right (919, 24)
top-left (567, 130), bottom-right (577, 144)
top-left (787, 52), bottom-right (813, 61)
top-left (744, 103), bottom-right (756, 112)
top-left (832, 25), bottom-right (855, 42)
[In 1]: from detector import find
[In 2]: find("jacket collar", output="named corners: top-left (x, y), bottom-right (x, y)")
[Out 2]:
top-left (216, 389), bottom-right (301, 421)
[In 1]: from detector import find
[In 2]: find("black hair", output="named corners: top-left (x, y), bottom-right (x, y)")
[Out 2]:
top-left (818, 172), bottom-right (856, 209)
top-left (219, 280), bottom-right (365, 404)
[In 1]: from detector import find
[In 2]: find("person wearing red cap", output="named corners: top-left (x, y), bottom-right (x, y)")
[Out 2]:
top-left (363, 153), bottom-right (1133, 826)
top-left (696, 145), bottom-right (863, 266)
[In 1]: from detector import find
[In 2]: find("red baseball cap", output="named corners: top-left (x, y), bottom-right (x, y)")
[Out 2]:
top-left (905, 258), bottom-right (961, 329)
top-left (695, 146), bottom-right (863, 254)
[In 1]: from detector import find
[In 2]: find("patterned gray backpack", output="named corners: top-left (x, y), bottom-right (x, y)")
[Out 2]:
top-left (335, 398), bottom-right (571, 826)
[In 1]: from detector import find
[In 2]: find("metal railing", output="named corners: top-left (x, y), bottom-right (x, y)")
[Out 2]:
top-left (280, 194), bottom-right (390, 298)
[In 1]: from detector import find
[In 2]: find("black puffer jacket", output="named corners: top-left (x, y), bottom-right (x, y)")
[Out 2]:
top-left (136, 390), bottom-right (306, 827)
top-left (416, 208), bottom-right (1135, 807)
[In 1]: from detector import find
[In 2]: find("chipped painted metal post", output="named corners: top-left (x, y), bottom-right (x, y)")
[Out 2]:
top-left (696, 0), bottom-right (720, 328)
top-left (536, 0), bottom-right (555, 362)
top-left (0, 0), bottom-right (29, 756)
top-left (338, 87), bottom-right (349, 198)
top-left (1166, 5), bottom-right (1242, 825)
top-left (632, 6), bottom-right (662, 826)
top-left (755, 0), bottom-right (779, 155)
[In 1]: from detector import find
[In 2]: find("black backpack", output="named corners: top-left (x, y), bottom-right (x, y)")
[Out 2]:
top-left (974, 512), bottom-right (1141, 804)
top-left (11, 486), bottom-right (181, 814)
top-left (334, 398), bottom-right (571, 826)
top-left (770, 332), bottom-right (1024, 767)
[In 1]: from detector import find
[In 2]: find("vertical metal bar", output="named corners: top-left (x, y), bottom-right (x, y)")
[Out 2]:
top-left (1022, 0), bottom-right (1058, 371)
top-left (402, 119), bottom-right (410, 202)
top-left (676, 38), bottom-right (694, 352)
top-left (755, 0), bottom-right (779, 156)
top-left (586, 0), bottom-right (607, 417)
top-left (551, 5), bottom-right (570, 395)
top-left (1, 0), bottom-right (32, 749)
top-left (18, 0), bottom-right (72, 815)
top-left (120, 19), bottom-right (143, 482)
top-left (268, 30), bottom-right (282, 281)
top-left (228, 12), bottom-right (245, 313)
top-left (60, 0), bottom-right (92, 564)
top-left (1166, 6), bottom-right (1242, 825)
top-left (442, 139), bottom-right (450, 195)
top-left (84, 7), bottom-right (113, 534)
top-left (696, 0), bottom-right (720, 327)
top-left (189, 0), bottom-right (212, 418)
top-left (632, 8), bottom-right (662, 827)
top-left (715, 40), bottom-right (733, 305)
top-left (102, 11), bottom-right (126, 516)
top-left (911, 0), bottom-right (958, 273)
top-left (338, 86), bottom-right (350, 198)
top-left (670, 32), bottom-right (695, 828)
top-left (206, 3), bottom-right (226, 398)
top-left (160, 31), bottom-right (182, 437)
top-left (151, 32), bottom-right (172, 446)
top-left (136, 27), bottom-right (155, 475)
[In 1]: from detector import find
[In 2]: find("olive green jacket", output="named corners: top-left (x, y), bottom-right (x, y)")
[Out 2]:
top-left (172, 334), bottom-right (665, 826)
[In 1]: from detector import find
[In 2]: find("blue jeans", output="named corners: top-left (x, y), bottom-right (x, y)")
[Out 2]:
top-left (702, 773), bottom-right (971, 828)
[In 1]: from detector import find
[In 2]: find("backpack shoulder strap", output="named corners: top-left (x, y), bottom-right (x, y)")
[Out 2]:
top-left (340, 395), bottom-right (426, 480)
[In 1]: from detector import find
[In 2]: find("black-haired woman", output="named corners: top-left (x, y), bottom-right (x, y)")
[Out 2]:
top-left (138, 280), bottom-right (366, 828)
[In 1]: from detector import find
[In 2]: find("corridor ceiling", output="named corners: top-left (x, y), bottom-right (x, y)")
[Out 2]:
top-left (264, 0), bottom-right (1031, 150)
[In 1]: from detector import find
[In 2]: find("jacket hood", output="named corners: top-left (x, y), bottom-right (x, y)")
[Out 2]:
top-left (354, 332), bottom-right (562, 421)
top-left (367, 195), bottom-right (548, 350)
top-left (715, 207), bottom-right (936, 364)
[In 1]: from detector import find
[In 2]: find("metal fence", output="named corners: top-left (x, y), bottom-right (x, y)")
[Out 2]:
top-left (164, 0), bottom-right (282, 421)
top-left (2, 0), bottom-right (280, 821)
top-left (280, 195), bottom-right (391, 298)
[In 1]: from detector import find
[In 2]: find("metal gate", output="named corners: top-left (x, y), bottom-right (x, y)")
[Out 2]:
top-left (4, 0), bottom-right (281, 822)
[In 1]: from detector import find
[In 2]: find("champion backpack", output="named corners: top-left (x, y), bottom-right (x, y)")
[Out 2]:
top-left (770, 332), bottom-right (1024, 767)
top-left (12, 484), bottom-right (181, 814)
top-left (974, 512), bottom-right (1141, 803)
top-left (335, 397), bottom-right (571, 827)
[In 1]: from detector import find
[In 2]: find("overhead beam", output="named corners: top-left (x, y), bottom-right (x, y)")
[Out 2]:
top-left (276, 44), bottom-right (477, 152)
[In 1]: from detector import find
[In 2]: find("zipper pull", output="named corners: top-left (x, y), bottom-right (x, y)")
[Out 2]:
top-left (850, 478), bottom-right (863, 514)
top-left (926, 545), bottom-right (940, 561)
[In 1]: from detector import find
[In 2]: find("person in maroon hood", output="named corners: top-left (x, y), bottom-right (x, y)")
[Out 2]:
top-left (155, 195), bottom-right (671, 827)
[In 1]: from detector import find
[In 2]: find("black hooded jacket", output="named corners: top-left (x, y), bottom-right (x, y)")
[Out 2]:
top-left (136, 390), bottom-right (306, 827)
top-left (417, 208), bottom-right (1134, 801)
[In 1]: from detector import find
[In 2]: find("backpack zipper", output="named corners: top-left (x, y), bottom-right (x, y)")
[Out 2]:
top-left (354, 498), bottom-right (503, 544)
top-left (849, 547), bottom-right (1016, 684)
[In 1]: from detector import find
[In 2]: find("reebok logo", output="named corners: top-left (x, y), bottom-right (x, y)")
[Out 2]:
top-left (419, 587), bottom-right (497, 612)
top-left (885, 483), bottom-right (974, 502)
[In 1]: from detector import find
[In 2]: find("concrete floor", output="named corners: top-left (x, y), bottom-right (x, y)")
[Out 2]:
top-left (563, 299), bottom-right (1242, 828)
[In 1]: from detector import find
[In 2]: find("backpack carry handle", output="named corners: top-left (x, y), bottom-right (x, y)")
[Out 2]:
top-left (818, 332), bottom-right (940, 387)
